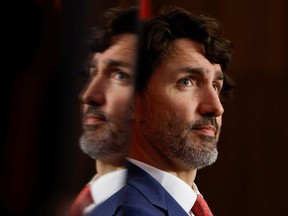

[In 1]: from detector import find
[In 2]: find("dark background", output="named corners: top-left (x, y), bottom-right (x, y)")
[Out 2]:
top-left (1, 0), bottom-right (287, 215)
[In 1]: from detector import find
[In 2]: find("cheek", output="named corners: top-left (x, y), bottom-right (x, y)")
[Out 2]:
top-left (108, 92), bottom-right (134, 114)
top-left (149, 94), bottom-right (195, 119)
top-left (164, 95), bottom-right (197, 115)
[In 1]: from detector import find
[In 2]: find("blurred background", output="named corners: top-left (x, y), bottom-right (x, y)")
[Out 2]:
top-left (1, 0), bottom-right (287, 215)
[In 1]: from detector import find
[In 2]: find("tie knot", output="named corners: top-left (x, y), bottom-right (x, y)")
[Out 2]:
top-left (69, 184), bottom-right (93, 216)
top-left (191, 194), bottom-right (213, 216)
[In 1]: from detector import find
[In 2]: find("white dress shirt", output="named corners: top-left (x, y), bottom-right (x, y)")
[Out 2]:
top-left (84, 169), bottom-right (127, 214)
top-left (128, 158), bottom-right (200, 216)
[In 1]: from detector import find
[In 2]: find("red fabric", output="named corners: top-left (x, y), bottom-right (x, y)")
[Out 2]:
top-left (139, 0), bottom-right (152, 19)
top-left (191, 194), bottom-right (213, 216)
top-left (69, 184), bottom-right (93, 216)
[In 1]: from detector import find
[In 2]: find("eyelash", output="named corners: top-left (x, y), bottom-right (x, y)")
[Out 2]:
top-left (112, 71), bottom-right (130, 81)
top-left (177, 77), bottom-right (194, 87)
top-left (177, 77), bottom-right (223, 94)
top-left (86, 64), bottom-right (133, 85)
top-left (212, 82), bottom-right (223, 94)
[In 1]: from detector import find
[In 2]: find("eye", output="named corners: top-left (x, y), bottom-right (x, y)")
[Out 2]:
top-left (112, 71), bottom-right (131, 81)
top-left (90, 70), bottom-right (98, 77)
top-left (212, 82), bottom-right (223, 94)
top-left (88, 65), bottom-right (98, 77)
top-left (177, 78), bottom-right (193, 87)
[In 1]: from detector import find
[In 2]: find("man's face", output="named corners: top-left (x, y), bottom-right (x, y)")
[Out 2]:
top-left (136, 38), bottom-right (224, 169)
top-left (80, 33), bottom-right (136, 161)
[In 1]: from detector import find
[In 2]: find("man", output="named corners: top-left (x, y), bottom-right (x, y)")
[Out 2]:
top-left (121, 6), bottom-right (234, 215)
top-left (69, 7), bottom-right (138, 216)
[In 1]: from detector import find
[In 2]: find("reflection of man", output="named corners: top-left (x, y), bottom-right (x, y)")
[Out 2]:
top-left (69, 7), bottom-right (138, 216)
top-left (123, 6), bottom-right (234, 215)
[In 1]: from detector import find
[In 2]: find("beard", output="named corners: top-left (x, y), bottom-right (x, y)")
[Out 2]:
top-left (80, 106), bottom-right (130, 161)
top-left (141, 109), bottom-right (220, 170)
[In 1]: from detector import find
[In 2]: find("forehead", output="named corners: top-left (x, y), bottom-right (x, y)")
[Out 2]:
top-left (93, 33), bottom-right (137, 63)
top-left (162, 38), bottom-right (222, 75)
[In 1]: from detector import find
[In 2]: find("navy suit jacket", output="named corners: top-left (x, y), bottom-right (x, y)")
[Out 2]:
top-left (86, 161), bottom-right (188, 216)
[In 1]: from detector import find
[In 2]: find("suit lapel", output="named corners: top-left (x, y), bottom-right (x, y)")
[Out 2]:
top-left (126, 161), bottom-right (188, 216)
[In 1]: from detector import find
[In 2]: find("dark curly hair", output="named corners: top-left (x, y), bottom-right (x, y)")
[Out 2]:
top-left (136, 6), bottom-right (234, 102)
top-left (87, 6), bottom-right (139, 52)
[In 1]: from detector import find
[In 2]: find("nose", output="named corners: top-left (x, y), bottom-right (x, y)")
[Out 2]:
top-left (80, 77), bottom-right (105, 106)
top-left (197, 87), bottom-right (224, 117)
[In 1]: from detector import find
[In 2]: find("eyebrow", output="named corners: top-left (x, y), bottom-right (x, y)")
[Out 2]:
top-left (180, 67), bottom-right (224, 80)
top-left (88, 58), bottom-right (132, 69)
top-left (105, 59), bottom-right (132, 68)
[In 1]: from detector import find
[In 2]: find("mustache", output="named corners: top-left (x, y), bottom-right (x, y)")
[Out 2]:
top-left (189, 117), bottom-right (219, 131)
top-left (83, 106), bottom-right (108, 121)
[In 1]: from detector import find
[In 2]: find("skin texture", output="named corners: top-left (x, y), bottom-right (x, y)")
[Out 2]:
top-left (130, 38), bottom-right (224, 186)
top-left (80, 33), bottom-right (137, 175)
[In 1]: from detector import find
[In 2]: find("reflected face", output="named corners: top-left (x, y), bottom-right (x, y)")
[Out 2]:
top-left (80, 33), bottom-right (137, 161)
top-left (136, 38), bottom-right (224, 169)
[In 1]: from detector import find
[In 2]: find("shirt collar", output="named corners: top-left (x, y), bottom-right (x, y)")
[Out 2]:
top-left (128, 158), bottom-right (198, 214)
top-left (85, 169), bottom-right (127, 213)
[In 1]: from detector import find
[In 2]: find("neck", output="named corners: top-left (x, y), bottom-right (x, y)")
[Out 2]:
top-left (129, 126), bottom-right (197, 187)
top-left (95, 159), bottom-right (125, 177)
top-left (167, 169), bottom-right (197, 187)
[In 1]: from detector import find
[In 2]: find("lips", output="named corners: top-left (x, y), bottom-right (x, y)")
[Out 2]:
top-left (191, 125), bottom-right (216, 137)
top-left (84, 113), bottom-right (106, 125)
